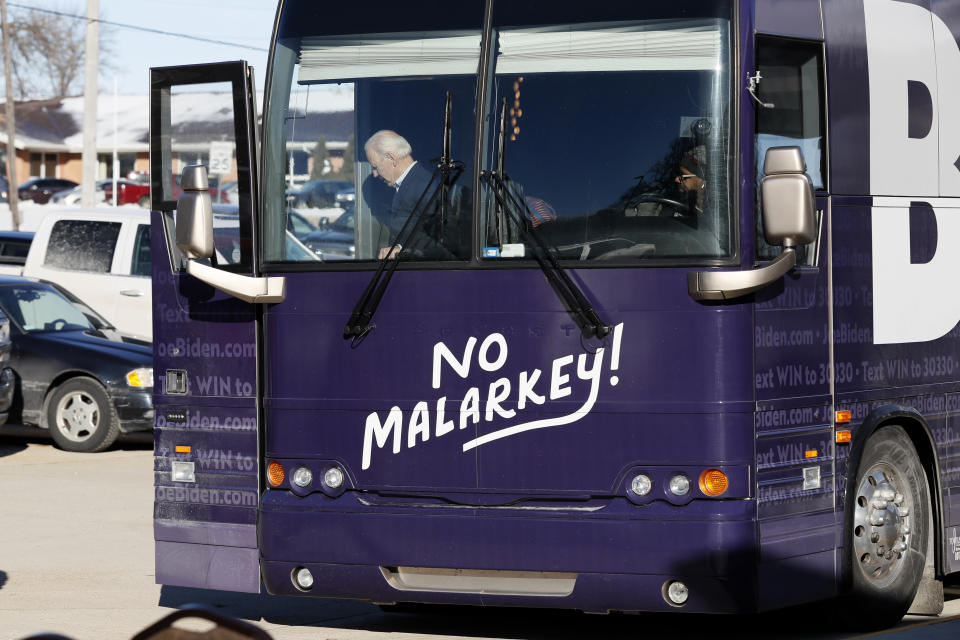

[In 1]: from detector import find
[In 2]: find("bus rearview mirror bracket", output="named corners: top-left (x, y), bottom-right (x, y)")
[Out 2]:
top-left (688, 146), bottom-right (815, 301)
top-left (175, 165), bottom-right (285, 304)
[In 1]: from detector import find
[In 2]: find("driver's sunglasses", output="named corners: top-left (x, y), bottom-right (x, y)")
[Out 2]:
top-left (678, 173), bottom-right (698, 181)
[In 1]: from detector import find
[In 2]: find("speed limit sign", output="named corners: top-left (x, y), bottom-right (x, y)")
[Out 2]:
top-left (209, 141), bottom-right (233, 175)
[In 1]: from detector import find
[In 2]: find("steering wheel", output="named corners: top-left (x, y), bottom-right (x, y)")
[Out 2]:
top-left (627, 193), bottom-right (695, 218)
top-left (630, 193), bottom-right (694, 217)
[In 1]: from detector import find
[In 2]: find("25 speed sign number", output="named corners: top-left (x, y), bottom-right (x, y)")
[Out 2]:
top-left (209, 142), bottom-right (233, 175)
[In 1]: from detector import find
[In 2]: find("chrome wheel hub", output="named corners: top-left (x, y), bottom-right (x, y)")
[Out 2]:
top-left (55, 390), bottom-right (100, 443)
top-left (853, 466), bottom-right (911, 582)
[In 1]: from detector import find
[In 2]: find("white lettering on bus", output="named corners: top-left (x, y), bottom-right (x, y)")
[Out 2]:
top-left (867, 0), bottom-right (960, 343)
top-left (361, 323), bottom-right (624, 470)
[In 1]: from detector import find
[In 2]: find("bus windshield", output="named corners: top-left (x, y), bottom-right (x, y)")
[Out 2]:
top-left (262, 1), bottom-right (735, 264)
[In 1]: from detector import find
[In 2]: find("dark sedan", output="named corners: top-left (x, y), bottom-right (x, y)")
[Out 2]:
top-left (0, 309), bottom-right (15, 425)
top-left (301, 206), bottom-right (355, 260)
top-left (0, 277), bottom-right (153, 452)
top-left (18, 178), bottom-right (78, 204)
top-left (287, 179), bottom-right (352, 209)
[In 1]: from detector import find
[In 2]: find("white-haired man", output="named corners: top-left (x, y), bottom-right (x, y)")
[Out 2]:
top-left (364, 130), bottom-right (436, 258)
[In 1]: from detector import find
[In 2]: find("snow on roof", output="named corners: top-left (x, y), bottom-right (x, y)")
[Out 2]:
top-left (1, 84), bottom-right (355, 154)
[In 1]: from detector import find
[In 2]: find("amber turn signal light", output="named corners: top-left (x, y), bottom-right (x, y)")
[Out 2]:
top-left (698, 468), bottom-right (729, 497)
top-left (268, 461), bottom-right (286, 486)
top-left (835, 410), bottom-right (852, 424)
top-left (836, 430), bottom-right (852, 444)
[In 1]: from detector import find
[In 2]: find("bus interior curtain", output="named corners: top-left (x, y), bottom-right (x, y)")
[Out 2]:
top-left (298, 33), bottom-right (482, 82)
top-left (495, 20), bottom-right (723, 74)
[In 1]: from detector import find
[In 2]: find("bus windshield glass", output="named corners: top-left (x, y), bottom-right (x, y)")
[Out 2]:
top-left (262, 1), bottom-right (735, 264)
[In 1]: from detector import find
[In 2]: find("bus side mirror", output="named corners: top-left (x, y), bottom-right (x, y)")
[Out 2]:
top-left (761, 146), bottom-right (816, 248)
top-left (176, 165), bottom-right (214, 259)
top-left (687, 146), bottom-right (816, 301)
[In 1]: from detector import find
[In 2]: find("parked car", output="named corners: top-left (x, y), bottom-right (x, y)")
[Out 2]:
top-left (102, 179), bottom-right (152, 207)
top-left (171, 173), bottom-right (230, 204)
top-left (0, 277), bottom-right (152, 452)
top-left (0, 231), bottom-right (34, 276)
top-left (0, 308), bottom-right (15, 426)
top-left (51, 179), bottom-right (113, 206)
top-left (286, 210), bottom-right (317, 240)
top-left (287, 179), bottom-right (352, 209)
top-left (301, 206), bottom-right (356, 260)
top-left (220, 180), bottom-right (239, 203)
top-left (335, 185), bottom-right (355, 207)
top-left (211, 206), bottom-right (320, 263)
top-left (18, 178), bottom-right (78, 204)
top-left (18, 209), bottom-right (152, 340)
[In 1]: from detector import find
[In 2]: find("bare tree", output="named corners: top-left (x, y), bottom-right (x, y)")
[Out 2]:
top-left (7, 4), bottom-right (112, 100)
top-left (1, 0), bottom-right (21, 230)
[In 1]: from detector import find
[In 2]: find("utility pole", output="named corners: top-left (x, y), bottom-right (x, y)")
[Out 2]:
top-left (80, 0), bottom-right (98, 208)
top-left (1, 0), bottom-right (19, 230)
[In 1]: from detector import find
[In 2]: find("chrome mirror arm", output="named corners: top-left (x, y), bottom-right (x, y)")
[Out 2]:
top-left (687, 248), bottom-right (796, 301)
top-left (186, 261), bottom-right (285, 304)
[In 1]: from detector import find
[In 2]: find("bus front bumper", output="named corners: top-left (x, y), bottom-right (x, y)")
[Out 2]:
top-left (259, 492), bottom-right (760, 614)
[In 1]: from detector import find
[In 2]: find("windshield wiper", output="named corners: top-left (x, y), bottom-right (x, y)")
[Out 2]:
top-left (482, 101), bottom-right (611, 341)
top-left (343, 92), bottom-right (464, 345)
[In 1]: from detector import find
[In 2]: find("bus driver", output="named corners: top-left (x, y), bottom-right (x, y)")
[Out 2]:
top-left (675, 144), bottom-right (707, 214)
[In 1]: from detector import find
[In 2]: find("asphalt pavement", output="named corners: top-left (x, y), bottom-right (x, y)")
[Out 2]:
top-left (2, 425), bottom-right (960, 640)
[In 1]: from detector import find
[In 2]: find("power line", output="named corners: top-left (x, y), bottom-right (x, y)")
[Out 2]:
top-left (7, 2), bottom-right (268, 52)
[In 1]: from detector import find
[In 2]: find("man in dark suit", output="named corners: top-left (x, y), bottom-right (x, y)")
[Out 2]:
top-left (363, 130), bottom-right (439, 259)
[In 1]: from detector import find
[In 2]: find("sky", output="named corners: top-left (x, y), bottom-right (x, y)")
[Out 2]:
top-left (7, 0), bottom-right (275, 96)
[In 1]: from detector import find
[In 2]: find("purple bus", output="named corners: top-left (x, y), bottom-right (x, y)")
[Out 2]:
top-left (149, 0), bottom-right (960, 629)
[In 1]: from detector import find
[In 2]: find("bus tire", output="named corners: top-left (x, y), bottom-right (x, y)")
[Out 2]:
top-left (47, 378), bottom-right (120, 453)
top-left (843, 425), bottom-right (928, 630)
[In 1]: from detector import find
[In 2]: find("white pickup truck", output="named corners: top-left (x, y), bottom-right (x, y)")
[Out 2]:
top-left (3, 209), bottom-right (153, 341)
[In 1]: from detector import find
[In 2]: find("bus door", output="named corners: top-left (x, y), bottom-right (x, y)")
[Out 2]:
top-left (149, 61), bottom-right (262, 593)
top-left (751, 35), bottom-right (836, 607)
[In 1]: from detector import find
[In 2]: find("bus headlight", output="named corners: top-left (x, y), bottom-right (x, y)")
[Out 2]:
top-left (293, 466), bottom-right (313, 488)
top-left (323, 466), bottom-right (344, 489)
top-left (126, 367), bottom-right (154, 388)
top-left (669, 474), bottom-right (690, 496)
top-left (630, 474), bottom-right (652, 496)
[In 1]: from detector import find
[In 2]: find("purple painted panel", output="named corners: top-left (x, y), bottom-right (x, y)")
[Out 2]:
top-left (760, 512), bottom-right (837, 561)
top-left (155, 520), bottom-right (257, 548)
top-left (757, 549), bottom-right (837, 611)
top-left (830, 208), bottom-right (960, 396)
top-left (822, 0), bottom-right (870, 195)
top-left (264, 269), bottom-right (754, 494)
top-left (259, 491), bottom-right (757, 576)
top-left (155, 541), bottom-right (259, 593)
top-left (755, 0), bottom-right (823, 39)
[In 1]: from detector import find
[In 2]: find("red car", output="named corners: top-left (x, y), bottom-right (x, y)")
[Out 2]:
top-left (105, 177), bottom-right (230, 208)
top-left (102, 180), bottom-right (151, 208)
